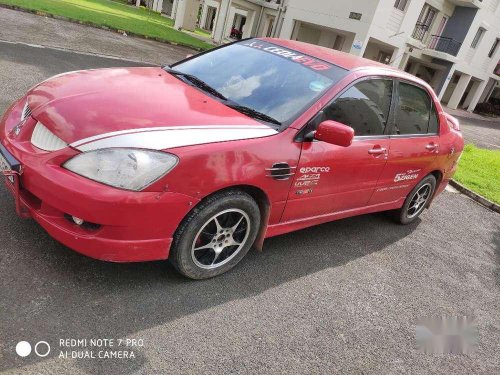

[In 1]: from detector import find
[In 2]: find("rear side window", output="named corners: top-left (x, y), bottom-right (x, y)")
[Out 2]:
top-left (322, 79), bottom-right (393, 136)
top-left (428, 103), bottom-right (439, 134)
top-left (394, 82), bottom-right (434, 135)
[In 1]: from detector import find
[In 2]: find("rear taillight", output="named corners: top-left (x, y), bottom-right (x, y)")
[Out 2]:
top-left (444, 113), bottom-right (460, 131)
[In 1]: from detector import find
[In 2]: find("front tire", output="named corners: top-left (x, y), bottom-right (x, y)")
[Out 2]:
top-left (169, 190), bottom-right (260, 279)
top-left (395, 175), bottom-right (436, 225)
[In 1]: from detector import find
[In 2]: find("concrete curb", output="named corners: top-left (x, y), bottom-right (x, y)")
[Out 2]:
top-left (0, 4), bottom-right (208, 52)
top-left (449, 179), bottom-right (500, 214)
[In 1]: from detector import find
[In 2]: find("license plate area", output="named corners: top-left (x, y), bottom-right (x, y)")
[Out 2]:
top-left (0, 143), bottom-right (29, 217)
top-left (0, 143), bottom-right (21, 183)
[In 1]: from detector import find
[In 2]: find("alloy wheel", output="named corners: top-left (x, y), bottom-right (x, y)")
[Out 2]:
top-left (407, 183), bottom-right (432, 219)
top-left (191, 208), bottom-right (250, 269)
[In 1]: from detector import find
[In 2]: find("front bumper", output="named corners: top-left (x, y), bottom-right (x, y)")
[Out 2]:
top-left (1, 100), bottom-right (198, 262)
top-left (4, 181), bottom-right (195, 262)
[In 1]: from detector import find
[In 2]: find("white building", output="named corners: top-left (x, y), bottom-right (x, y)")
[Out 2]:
top-left (148, 0), bottom-right (500, 112)
top-left (198, 0), bottom-right (285, 42)
top-left (279, 0), bottom-right (500, 112)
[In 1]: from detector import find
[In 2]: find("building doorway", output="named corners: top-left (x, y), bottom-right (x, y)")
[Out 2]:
top-left (230, 13), bottom-right (246, 40)
top-left (162, 0), bottom-right (174, 16)
top-left (429, 16), bottom-right (448, 49)
top-left (203, 6), bottom-right (217, 31)
top-left (265, 16), bottom-right (275, 37)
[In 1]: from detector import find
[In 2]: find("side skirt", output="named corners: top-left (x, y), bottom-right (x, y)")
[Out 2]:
top-left (264, 198), bottom-right (406, 239)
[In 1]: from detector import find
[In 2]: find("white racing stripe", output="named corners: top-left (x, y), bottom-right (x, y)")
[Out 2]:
top-left (72, 125), bottom-right (278, 152)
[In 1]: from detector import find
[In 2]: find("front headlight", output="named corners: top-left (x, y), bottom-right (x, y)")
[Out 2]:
top-left (63, 148), bottom-right (178, 191)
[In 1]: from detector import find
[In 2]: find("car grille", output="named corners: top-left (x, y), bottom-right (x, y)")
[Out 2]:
top-left (21, 101), bottom-right (32, 121)
top-left (31, 122), bottom-right (68, 151)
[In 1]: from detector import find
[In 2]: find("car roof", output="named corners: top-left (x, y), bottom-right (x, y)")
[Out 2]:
top-left (260, 38), bottom-right (427, 86)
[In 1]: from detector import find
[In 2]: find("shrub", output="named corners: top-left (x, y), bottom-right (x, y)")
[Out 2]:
top-left (474, 102), bottom-right (500, 117)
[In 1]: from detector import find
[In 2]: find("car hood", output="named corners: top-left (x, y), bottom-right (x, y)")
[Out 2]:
top-left (27, 67), bottom-right (276, 150)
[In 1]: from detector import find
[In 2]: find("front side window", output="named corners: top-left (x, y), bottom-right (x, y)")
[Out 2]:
top-left (394, 82), bottom-right (434, 135)
top-left (172, 40), bottom-right (347, 125)
top-left (428, 103), bottom-right (439, 134)
top-left (322, 79), bottom-right (393, 136)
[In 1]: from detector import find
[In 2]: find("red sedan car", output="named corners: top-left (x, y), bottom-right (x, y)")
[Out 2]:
top-left (1, 38), bottom-right (463, 279)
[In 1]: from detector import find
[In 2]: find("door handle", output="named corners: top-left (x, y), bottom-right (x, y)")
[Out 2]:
top-left (368, 147), bottom-right (387, 155)
top-left (425, 143), bottom-right (439, 151)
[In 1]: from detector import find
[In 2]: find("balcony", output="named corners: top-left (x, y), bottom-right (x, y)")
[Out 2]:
top-left (427, 35), bottom-right (462, 56)
top-left (421, 35), bottom-right (462, 62)
top-left (412, 22), bottom-right (429, 41)
top-left (447, 0), bottom-right (483, 8)
top-left (247, 0), bottom-right (280, 8)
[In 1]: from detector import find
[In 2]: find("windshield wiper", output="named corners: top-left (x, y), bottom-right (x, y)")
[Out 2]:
top-left (164, 68), bottom-right (227, 100)
top-left (226, 103), bottom-right (281, 126)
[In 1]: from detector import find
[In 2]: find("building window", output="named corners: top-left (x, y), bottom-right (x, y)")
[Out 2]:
top-left (488, 38), bottom-right (500, 58)
top-left (412, 4), bottom-right (437, 41)
top-left (471, 27), bottom-right (486, 49)
top-left (394, 0), bottom-right (409, 11)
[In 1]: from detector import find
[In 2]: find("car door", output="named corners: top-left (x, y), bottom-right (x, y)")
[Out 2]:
top-left (369, 79), bottom-right (440, 205)
top-left (282, 77), bottom-right (394, 222)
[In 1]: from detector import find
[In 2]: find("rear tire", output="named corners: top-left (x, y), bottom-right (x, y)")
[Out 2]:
top-left (169, 190), bottom-right (260, 279)
top-left (394, 175), bottom-right (436, 225)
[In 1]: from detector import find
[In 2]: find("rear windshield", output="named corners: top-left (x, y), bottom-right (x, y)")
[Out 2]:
top-left (173, 40), bottom-right (348, 125)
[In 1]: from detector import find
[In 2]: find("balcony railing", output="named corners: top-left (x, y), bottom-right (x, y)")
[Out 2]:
top-left (427, 35), bottom-right (462, 56)
top-left (412, 22), bottom-right (429, 41)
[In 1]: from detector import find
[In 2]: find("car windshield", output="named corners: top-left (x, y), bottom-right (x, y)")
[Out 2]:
top-left (171, 40), bottom-right (348, 126)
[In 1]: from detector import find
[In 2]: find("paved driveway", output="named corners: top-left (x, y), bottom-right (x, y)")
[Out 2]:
top-left (445, 107), bottom-right (500, 150)
top-left (0, 41), bottom-right (499, 375)
top-left (454, 116), bottom-right (499, 150)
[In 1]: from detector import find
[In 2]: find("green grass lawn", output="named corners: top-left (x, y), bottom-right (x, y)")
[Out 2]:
top-left (194, 27), bottom-right (212, 38)
top-left (0, 0), bottom-right (213, 50)
top-left (454, 144), bottom-right (500, 204)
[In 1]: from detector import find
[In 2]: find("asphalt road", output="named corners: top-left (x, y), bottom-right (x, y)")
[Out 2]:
top-left (453, 114), bottom-right (500, 150)
top-left (0, 42), bottom-right (499, 375)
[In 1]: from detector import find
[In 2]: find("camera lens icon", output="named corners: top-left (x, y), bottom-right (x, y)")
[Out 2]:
top-left (15, 341), bottom-right (31, 357)
top-left (16, 341), bottom-right (50, 358)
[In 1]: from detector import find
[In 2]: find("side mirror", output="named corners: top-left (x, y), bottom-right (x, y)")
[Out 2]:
top-left (314, 120), bottom-right (354, 147)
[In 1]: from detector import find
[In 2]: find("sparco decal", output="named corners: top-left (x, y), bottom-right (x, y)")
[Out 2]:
top-left (295, 180), bottom-right (319, 187)
top-left (296, 189), bottom-right (313, 195)
top-left (300, 167), bottom-right (330, 173)
top-left (394, 169), bottom-right (421, 182)
top-left (297, 174), bottom-right (320, 181)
